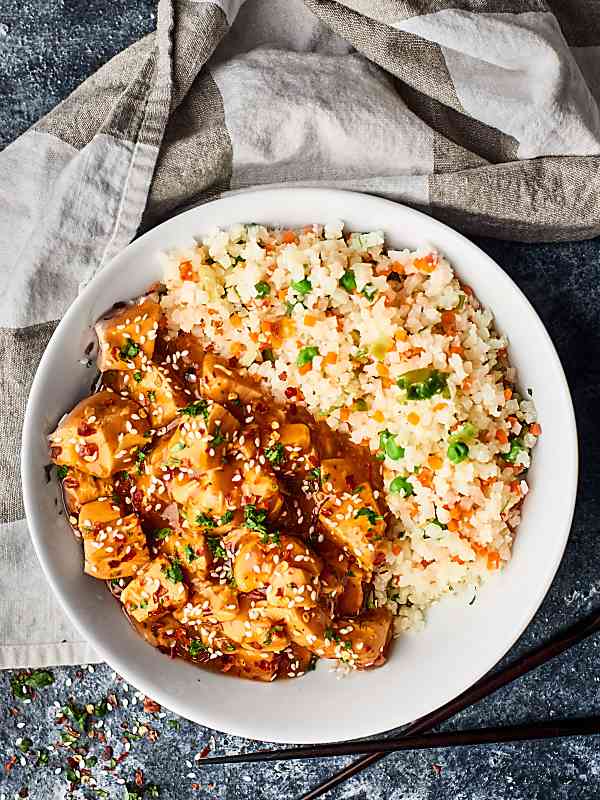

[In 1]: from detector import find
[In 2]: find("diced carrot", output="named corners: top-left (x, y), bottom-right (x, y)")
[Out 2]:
top-left (260, 320), bottom-right (273, 334)
top-left (339, 408), bottom-right (350, 422)
top-left (304, 314), bottom-right (317, 327)
top-left (462, 377), bottom-right (472, 391)
top-left (281, 230), bottom-right (298, 244)
top-left (230, 341), bottom-right (244, 358)
top-left (504, 387), bottom-right (513, 400)
top-left (418, 467), bottom-right (433, 487)
top-left (394, 328), bottom-right (408, 342)
top-left (487, 550), bottom-right (501, 570)
top-left (449, 505), bottom-right (461, 520)
top-left (388, 260), bottom-right (405, 275)
top-left (428, 454), bottom-right (443, 470)
top-left (510, 480), bottom-right (521, 495)
top-left (392, 543), bottom-right (402, 556)
top-left (179, 260), bottom-right (194, 280)
top-left (414, 253), bottom-right (437, 274)
top-left (447, 520), bottom-right (459, 532)
top-left (496, 429), bottom-right (509, 444)
top-left (407, 412), bottom-right (420, 425)
top-left (278, 289), bottom-right (288, 301)
top-left (441, 310), bottom-right (456, 335)
top-left (449, 344), bottom-right (464, 356)
top-left (372, 410), bottom-right (385, 423)
top-left (433, 402), bottom-right (446, 412)
top-left (470, 541), bottom-right (487, 557)
top-left (249, 332), bottom-right (259, 343)
top-left (530, 422), bottom-right (542, 436)
top-left (271, 335), bottom-right (283, 350)
top-left (421, 559), bottom-right (434, 568)
top-left (230, 313), bottom-right (242, 328)
top-left (298, 362), bottom-right (312, 375)
top-left (323, 352), bottom-right (337, 366)
top-left (376, 364), bottom-right (389, 378)
top-left (451, 555), bottom-right (465, 565)
top-left (279, 318), bottom-right (296, 338)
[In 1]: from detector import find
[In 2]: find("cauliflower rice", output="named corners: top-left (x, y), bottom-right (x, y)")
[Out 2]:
top-left (159, 222), bottom-right (539, 635)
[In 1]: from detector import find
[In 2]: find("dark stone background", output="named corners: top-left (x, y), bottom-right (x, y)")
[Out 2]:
top-left (1, 2), bottom-right (600, 798)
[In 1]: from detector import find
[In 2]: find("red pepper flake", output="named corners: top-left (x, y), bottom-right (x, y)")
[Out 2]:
top-left (143, 697), bottom-right (161, 714)
top-left (102, 745), bottom-right (113, 761)
top-left (78, 442), bottom-right (98, 459)
top-left (4, 755), bottom-right (17, 773)
top-left (198, 744), bottom-right (211, 759)
top-left (284, 386), bottom-right (297, 399)
top-left (50, 446), bottom-right (62, 459)
top-left (77, 421), bottom-right (96, 437)
top-left (432, 763), bottom-right (443, 776)
top-left (135, 768), bottom-right (144, 787)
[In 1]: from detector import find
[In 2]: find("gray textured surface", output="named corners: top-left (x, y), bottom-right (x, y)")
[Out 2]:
top-left (1, 2), bottom-right (600, 798)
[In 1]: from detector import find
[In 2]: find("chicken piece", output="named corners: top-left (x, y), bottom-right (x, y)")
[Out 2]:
top-left (320, 458), bottom-right (355, 494)
top-left (169, 464), bottom-right (241, 524)
top-left (95, 298), bottom-right (161, 371)
top-left (120, 555), bottom-right (188, 623)
top-left (49, 391), bottom-right (150, 478)
top-left (315, 538), bottom-right (350, 601)
top-left (318, 483), bottom-right (387, 574)
top-left (279, 644), bottom-right (317, 676)
top-left (225, 529), bottom-right (274, 593)
top-left (265, 535), bottom-right (322, 610)
top-left (103, 363), bottom-right (192, 428)
top-left (221, 598), bottom-right (290, 653)
top-left (267, 605), bottom-right (332, 654)
top-left (166, 402), bottom-right (239, 472)
top-left (133, 613), bottom-right (187, 655)
top-left (201, 352), bottom-right (262, 404)
top-left (158, 529), bottom-right (210, 580)
top-left (61, 469), bottom-right (112, 515)
top-left (271, 422), bottom-right (319, 477)
top-left (79, 500), bottom-right (149, 580)
top-left (224, 649), bottom-right (280, 682)
top-left (241, 465), bottom-right (283, 519)
top-left (330, 608), bottom-right (393, 669)
top-left (174, 581), bottom-right (239, 624)
top-left (335, 570), bottom-right (365, 617)
top-left (159, 332), bottom-right (206, 397)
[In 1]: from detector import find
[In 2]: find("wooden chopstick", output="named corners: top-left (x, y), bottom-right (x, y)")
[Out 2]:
top-left (297, 607), bottom-right (600, 800)
top-left (199, 717), bottom-right (600, 765)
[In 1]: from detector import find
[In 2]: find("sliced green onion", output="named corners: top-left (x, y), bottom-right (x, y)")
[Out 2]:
top-left (447, 441), bottom-right (469, 464)
top-left (340, 270), bottom-right (357, 293)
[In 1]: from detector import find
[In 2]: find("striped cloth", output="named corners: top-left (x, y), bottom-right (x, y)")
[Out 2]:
top-left (1, 0), bottom-right (599, 667)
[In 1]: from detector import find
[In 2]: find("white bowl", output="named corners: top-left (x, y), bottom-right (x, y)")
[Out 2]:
top-left (21, 188), bottom-right (577, 744)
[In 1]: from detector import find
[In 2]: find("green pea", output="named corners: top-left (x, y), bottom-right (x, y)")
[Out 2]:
top-left (340, 270), bottom-right (357, 292)
top-left (447, 441), bottom-right (469, 464)
top-left (389, 476), bottom-right (414, 496)
top-left (297, 346), bottom-right (319, 366)
top-left (255, 281), bottom-right (271, 298)
top-left (379, 430), bottom-right (405, 460)
top-left (291, 278), bottom-right (312, 296)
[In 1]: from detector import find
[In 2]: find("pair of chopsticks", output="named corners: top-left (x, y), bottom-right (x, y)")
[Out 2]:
top-left (198, 607), bottom-right (600, 786)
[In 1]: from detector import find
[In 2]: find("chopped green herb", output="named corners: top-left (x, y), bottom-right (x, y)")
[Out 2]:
top-left (379, 429), bottom-right (405, 460)
top-left (133, 371), bottom-right (143, 382)
top-left (355, 507), bottom-right (383, 526)
top-left (56, 465), bottom-right (69, 480)
top-left (85, 755), bottom-right (98, 767)
top-left (180, 399), bottom-right (209, 420)
top-left (265, 442), bottom-right (284, 466)
top-left (447, 441), bottom-right (469, 464)
top-left (342, 640), bottom-right (353, 650)
top-left (119, 340), bottom-right (140, 360)
top-left (63, 702), bottom-right (89, 732)
top-left (94, 698), bottom-right (108, 717)
top-left (324, 627), bottom-right (340, 643)
top-left (147, 390), bottom-right (156, 402)
top-left (135, 446), bottom-right (149, 474)
top-left (361, 284), bottom-right (377, 301)
top-left (297, 346), bottom-right (319, 366)
top-left (18, 737), bottom-right (32, 753)
top-left (146, 784), bottom-right (160, 798)
top-left (184, 544), bottom-right (197, 563)
top-left (196, 513), bottom-right (216, 529)
top-left (206, 536), bottom-right (227, 560)
top-left (243, 504), bottom-right (269, 536)
top-left (397, 368), bottom-right (449, 400)
top-left (389, 476), bottom-right (415, 497)
top-left (66, 767), bottom-right (81, 784)
top-left (449, 422), bottom-right (477, 444)
top-left (188, 639), bottom-right (208, 658)
top-left (504, 437), bottom-right (525, 464)
top-left (255, 281), bottom-right (271, 298)
top-left (263, 630), bottom-right (273, 646)
top-left (309, 467), bottom-right (322, 486)
top-left (154, 527), bottom-right (172, 541)
top-left (291, 278), bottom-right (312, 296)
top-left (219, 510), bottom-right (234, 526)
top-left (162, 558), bottom-right (184, 583)
top-left (224, 642), bottom-right (237, 652)
top-left (35, 748), bottom-right (49, 766)
top-left (10, 669), bottom-right (54, 700)
top-left (60, 731), bottom-right (79, 745)
top-left (209, 426), bottom-right (226, 448)
top-left (260, 529), bottom-right (281, 545)
top-left (339, 270), bottom-right (357, 292)
top-left (167, 719), bottom-right (180, 731)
